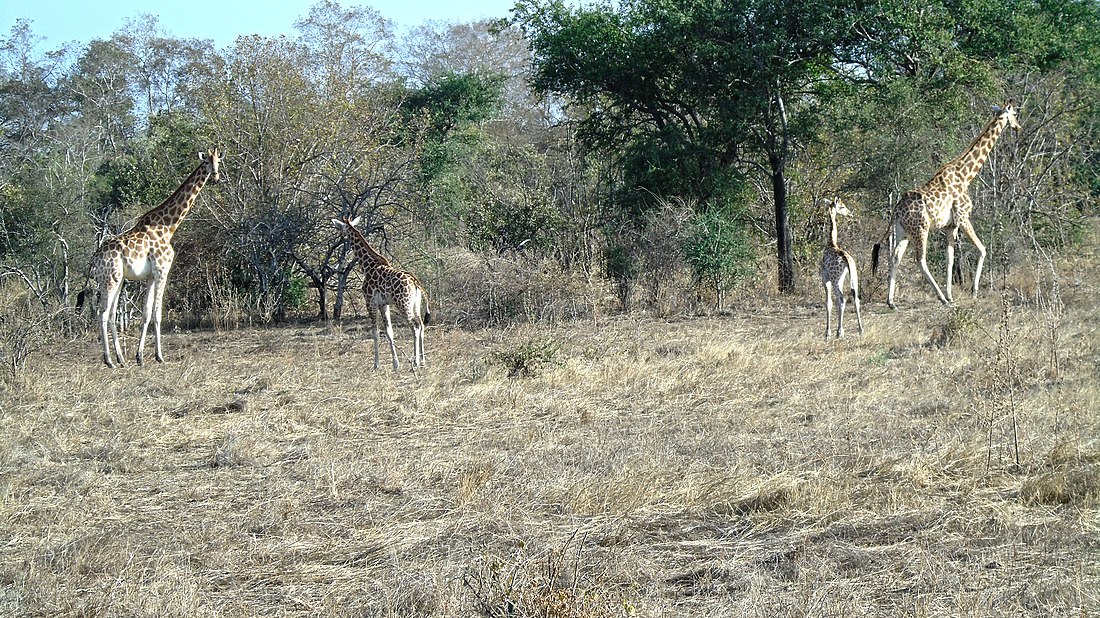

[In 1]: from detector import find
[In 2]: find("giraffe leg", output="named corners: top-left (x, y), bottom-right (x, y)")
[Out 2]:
top-left (100, 280), bottom-right (124, 368)
top-left (959, 219), bottom-right (987, 298)
top-left (408, 306), bottom-right (424, 368)
top-left (418, 321), bottom-right (426, 366)
top-left (823, 283), bottom-right (833, 340)
top-left (410, 323), bottom-right (421, 368)
top-left (151, 260), bottom-right (172, 363)
top-left (887, 229), bottom-right (909, 310)
top-left (415, 294), bottom-right (427, 367)
top-left (136, 280), bottom-right (157, 366)
top-left (945, 226), bottom-right (960, 303)
top-left (381, 305), bottom-right (399, 372)
top-left (836, 280), bottom-right (847, 338)
top-left (850, 276), bottom-right (865, 337)
top-left (915, 233), bottom-right (950, 305)
top-left (152, 281), bottom-right (167, 363)
top-left (371, 306), bottom-right (381, 370)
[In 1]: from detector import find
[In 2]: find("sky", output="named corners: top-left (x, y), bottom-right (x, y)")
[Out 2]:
top-left (1, 0), bottom-right (521, 50)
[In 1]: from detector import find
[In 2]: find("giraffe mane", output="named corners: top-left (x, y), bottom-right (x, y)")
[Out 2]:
top-left (929, 105), bottom-right (1012, 179)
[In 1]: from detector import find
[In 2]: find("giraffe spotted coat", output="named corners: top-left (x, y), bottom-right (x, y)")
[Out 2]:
top-left (333, 216), bottom-right (431, 371)
top-left (873, 101), bottom-right (1021, 308)
top-left (89, 148), bottom-right (221, 367)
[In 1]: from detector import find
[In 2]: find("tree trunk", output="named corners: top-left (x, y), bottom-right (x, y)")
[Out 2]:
top-left (316, 282), bottom-right (328, 321)
top-left (766, 91), bottom-right (795, 294)
top-left (770, 150), bottom-right (795, 293)
top-left (333, 263), bottom-right (355, 320)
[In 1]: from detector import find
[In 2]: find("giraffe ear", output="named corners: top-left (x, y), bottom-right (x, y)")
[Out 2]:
top-left (991, 104), bottom-right (1003, 114)
top-left (332, 218), bottom-right (346, 229)
top-left (349, 216), bottom-right (362, 227)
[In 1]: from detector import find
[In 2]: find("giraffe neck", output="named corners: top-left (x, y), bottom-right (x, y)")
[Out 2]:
top-left (827, 209), bottom-right (840, 250)
top-left (944, 114), bottom-right (1010, 188)
top-left (347, 224), bottom-right (392, 269)
top-left (136, 161), bottom-right (212, 240)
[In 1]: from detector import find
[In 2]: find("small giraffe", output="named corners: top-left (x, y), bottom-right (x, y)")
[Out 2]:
top-left (873, 101), bottom-right (1021, 308)
top-left (821, 197), bottom-right (864, 339)
top-left (90, 149), bottom-right (221, 367)
top-left (332, 216), bottom-right (431, 371)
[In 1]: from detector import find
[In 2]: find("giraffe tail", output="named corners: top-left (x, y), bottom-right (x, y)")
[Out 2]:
top-left (870, 221), bottom-right (893, 277)
top-left (421, 289), bottom-right (432, 326)
top-left (74, 259), bottom-right (97, 313)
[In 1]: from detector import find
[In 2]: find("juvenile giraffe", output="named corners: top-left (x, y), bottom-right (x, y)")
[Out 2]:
top-left (332, 216), bottom-right (431, 371)
top-left (872, 101), bottom-right (1021, 308)
top-left (821, 197), bottom-right (864, 340)
top-left (90, 149), bottom-right (221, 367)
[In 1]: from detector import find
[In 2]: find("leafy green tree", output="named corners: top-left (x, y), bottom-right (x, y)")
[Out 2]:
top-left (682, 203), bottom-right (756, 311)
top-left (513, 0), bottom-right (860, 292)
top-left (0, 21), bottom-right (83, 308)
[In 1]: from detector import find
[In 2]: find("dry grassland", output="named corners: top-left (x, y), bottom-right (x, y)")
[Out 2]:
top-left (2, 247), bottom-right (1099, 616)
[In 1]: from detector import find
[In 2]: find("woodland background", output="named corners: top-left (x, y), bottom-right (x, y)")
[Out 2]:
top-left (1, 0), bottom-right (1100, 364)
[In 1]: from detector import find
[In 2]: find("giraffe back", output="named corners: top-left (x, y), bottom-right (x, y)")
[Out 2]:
top-left (362, 264), bottom-right (426, 322)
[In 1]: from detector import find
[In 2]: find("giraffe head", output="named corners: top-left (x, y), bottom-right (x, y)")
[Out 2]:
top-left (332, 215), bottom-right (363, 234)
top-left (992, 100), bottom-right (1021, 131)
top-left (200, 148), bottom-right (222, 183)
top-left (333, 215), bottom-right (393, 268)
top-left (826, 196), bottom-right (851, 218)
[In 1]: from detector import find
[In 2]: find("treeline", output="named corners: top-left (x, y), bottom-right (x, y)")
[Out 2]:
top-left (2, 0), bottom-right (1099, 335)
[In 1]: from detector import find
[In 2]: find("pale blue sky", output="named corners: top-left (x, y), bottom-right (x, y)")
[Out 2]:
top-left (2, 0), bottom-right (520, 49)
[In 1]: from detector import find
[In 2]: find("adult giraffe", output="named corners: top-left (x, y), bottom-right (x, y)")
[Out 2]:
top-left (872, 101), bottom-right (1021, 308)
top-left (89, 149), bottom-right (221, 367)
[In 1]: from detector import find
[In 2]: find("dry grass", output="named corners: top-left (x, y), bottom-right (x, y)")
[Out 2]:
top-left (2, 241), bottom-right (1099, 616)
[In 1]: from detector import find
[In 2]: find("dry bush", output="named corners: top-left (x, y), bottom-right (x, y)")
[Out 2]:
top-left (432, 248), bottom-right (614, 327)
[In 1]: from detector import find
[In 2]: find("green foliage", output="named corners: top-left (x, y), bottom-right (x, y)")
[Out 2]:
top-left (681, 205), bottom-right (757, 309)
top-left (4, 0), bottom-right (1100, 330)
top-left (513, 0), bottom-right (862, 291)
top-left (284, 275), bottom-right (309, 311)
top-left (402, 71), bottom-right (505, 140)
top-left (402, 70), bottom-right (505, 191)
top-left (91, 112), bottom-right (203, 224)
top-left (401, 71), bottom-right (509, 245)
top-left (460, 143), bottom-right (570, 255)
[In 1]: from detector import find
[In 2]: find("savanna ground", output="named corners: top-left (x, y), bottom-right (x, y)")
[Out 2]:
top-left (2, 230), bottom-right (1099, 617)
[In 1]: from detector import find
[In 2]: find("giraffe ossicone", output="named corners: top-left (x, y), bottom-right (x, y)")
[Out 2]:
top-left (872, 101), bottom-right (1020, 308)
top-left (821, 197), bottom-right (864, 340)
top-left (334, 216), bottom-right (430, 372)
top-left (89, 148), bottom-right (222, 367)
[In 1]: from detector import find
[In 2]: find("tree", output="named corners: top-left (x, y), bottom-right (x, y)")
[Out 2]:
top-left (513, 0), bottom-right (859, 292)
top-left (682, 202), bottom-right (756, 311)
top-left (0, 21), bottom-right (82, 310)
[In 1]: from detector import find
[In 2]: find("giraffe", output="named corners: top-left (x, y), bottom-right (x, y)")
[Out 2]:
top-left (872, 101), bottom-right (1020, 308)
top-left (90, 149), bottom-right (221, 367)
top-left (821, 197), bottom-right (864, 339)
top-left (332, 216), bottom-right (431, 371)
